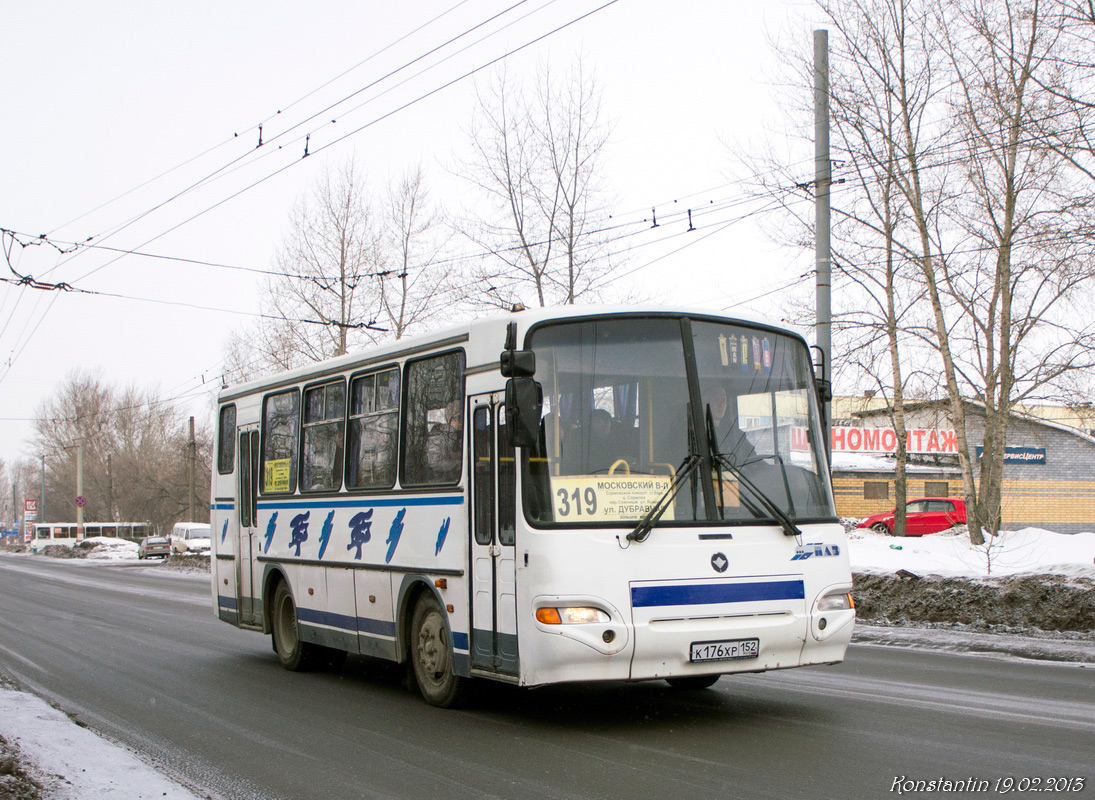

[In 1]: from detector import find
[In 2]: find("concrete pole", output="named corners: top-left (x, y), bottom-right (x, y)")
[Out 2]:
top-left (107, 453), bottom-right (115, 522)
top-left (40, 455), bottom-right (46, 524)
top-left (814, 29), bottom-right (833, 463)
top-left (76, 441), bottom-right (84, 538)
top-left (188, 417), bottom-right (197, 522)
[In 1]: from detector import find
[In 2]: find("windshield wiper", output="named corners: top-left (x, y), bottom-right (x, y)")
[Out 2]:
top-left (706, 406), bottom-right (802, 539)
top-left (627, 451), bottom-right (702, 543)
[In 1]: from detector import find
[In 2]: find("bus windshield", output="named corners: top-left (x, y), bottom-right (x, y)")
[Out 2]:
top-left (523, 316), bottom-right (835, 527)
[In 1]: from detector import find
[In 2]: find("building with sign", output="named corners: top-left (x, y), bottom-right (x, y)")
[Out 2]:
top-left (831, 399), bottom-right (1095, 534)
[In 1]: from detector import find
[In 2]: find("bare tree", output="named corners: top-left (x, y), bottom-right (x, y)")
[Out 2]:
top-left (225, 160), bottom-right (456, 384)
top-left (808, 0), bottom-right (1095, 542)
top-left (460, 58), bottom-right (617, 308)
top-left (29, 370), bottom-right (211, 535)
top-left (378, 165), bottom-right (459, 337)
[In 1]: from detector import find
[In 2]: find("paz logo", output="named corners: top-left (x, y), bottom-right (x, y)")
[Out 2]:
top-left (791, 542), bottom-right (841, 561)
top-left (710, 552), bottom-right (729, 573)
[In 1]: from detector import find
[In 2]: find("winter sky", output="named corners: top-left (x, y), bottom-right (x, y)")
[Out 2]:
top-left (0, 1), bottom-right (831, 463)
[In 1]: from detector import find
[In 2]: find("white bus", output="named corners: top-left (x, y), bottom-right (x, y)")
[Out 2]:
top-left (210, 306), bottom-right (854, 706)
top-left (31, 521), bottom-right (154, 552)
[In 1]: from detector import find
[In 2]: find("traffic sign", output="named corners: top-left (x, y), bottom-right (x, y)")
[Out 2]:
top-left (75, 496), bottom-right (86, 508)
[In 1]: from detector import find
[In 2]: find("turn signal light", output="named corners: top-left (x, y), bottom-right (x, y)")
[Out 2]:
top-left (536, 608), bottom-right (562, 625)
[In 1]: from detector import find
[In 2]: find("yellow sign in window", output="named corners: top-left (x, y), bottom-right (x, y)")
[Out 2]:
top-left (550, 474), bottom-right (672, 522)
top-left (264, 458), bottom-right (291, 492)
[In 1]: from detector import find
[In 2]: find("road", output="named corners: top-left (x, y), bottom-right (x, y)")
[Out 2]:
top-left (0, 552), bottom-right (1091, 800)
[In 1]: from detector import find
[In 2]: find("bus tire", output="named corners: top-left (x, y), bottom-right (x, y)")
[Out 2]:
top-left (410, 593), bottom-right (467, 708)
top-left (666, 675), bottom-right (720, 690)
top-left (271, 581), bottom-right (321, 672)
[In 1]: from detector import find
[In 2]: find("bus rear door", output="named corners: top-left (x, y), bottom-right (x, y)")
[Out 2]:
top-left (237, 427), bottom-right (261, 626)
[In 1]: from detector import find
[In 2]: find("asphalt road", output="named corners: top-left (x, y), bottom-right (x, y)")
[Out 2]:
top-left (0, 552), bottom-right (1091, 800)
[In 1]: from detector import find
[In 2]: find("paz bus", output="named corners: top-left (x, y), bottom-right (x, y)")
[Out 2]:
top-left (210, 305), bottom-right (854, 707)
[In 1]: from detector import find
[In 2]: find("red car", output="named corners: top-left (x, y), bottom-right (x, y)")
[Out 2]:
top-left (857, 497), bottom-right (967, 536)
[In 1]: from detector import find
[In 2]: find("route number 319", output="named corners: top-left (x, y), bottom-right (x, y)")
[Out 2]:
top-left (556, 487), bottom-right (598, 517)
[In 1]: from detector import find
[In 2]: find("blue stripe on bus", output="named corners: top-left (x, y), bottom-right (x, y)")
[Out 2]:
top-left (631, 580), bottom-right (805, 608)
top-left (295, 606), bottom-right (469, 652)
top-left (256, 496), bottom-right (463, 510)
top-left (211, 503), bottom-right (234, 510)
top-left (218, 595), bottom-right (239, 610)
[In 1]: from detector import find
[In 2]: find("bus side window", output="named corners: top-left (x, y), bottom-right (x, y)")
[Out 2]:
top-left (218, 404), bottom-right (237, 474)
top-left (347, 368), bottom-right (400, 490)
top-left (402, 351), bottom-right (466, 486)
top-left (262, 389), bottom-right (300, 494)
top-left (301, 380), bottom-right (345, 493)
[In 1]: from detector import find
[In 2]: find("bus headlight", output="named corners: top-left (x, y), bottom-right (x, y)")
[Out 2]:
top-left (535, 607), bottom-right (610, 625)
top-left (817, 592), bottom-right (854, 612)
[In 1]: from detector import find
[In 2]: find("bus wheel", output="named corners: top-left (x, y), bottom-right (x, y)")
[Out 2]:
top-left (272, 581), bottom-right (320, 671)
top-left (411, 594), bottom-right (467, 708)
top-left (666, 675), bottom-right (720, 690)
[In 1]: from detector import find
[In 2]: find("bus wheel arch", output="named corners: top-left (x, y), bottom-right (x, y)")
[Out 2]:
top-left (267, 573), bottom-right (324, 671)
top-left (410, 592), bottom-right (467, 707)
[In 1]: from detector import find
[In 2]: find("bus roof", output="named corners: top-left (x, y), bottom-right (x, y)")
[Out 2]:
top-left (218, 304), bottom-right (803, 403)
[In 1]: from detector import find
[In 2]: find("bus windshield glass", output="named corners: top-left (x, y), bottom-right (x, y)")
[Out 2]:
top-left (523, 316), bottom-right (835, 527)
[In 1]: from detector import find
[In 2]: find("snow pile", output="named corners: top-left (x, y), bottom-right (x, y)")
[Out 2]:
top-left (0, 679), bottom-right (200, 800)
top-left (847, 526), bottom-right (1095, 578)
top-left (78, 537), bottom-right (139, 560)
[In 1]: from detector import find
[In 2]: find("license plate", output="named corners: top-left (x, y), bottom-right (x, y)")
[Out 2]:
top-left (689, 638), bottom-right (759, 663)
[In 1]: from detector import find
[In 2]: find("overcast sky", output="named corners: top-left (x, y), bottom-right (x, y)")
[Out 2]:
top-left (0, 0), bottom-right (829, 467)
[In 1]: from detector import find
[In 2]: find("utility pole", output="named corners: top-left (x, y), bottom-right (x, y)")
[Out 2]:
top-left (187, 417), bottom-right (197, 521)
top-left (107, 453), bottom-right (115, 522)
top-left (76, 441), bottom-right (85, 537)
top-left (40, 455), bottom-right (46, 524)
top-left (814, 29), bottom-right (833, 463)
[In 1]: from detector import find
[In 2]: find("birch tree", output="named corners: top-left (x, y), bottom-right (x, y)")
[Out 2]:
top-left (811, 0), bottom-right (1095, 542)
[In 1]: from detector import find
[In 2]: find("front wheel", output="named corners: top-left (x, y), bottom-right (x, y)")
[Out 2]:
top-left (666, 675), bottom-right (720, 690)
top-left (872, 523), bottom-right (891, 536)
top-left (410, 594), bottom-right (467, 708)
top-left (271, 581), bottom-right (323, 671)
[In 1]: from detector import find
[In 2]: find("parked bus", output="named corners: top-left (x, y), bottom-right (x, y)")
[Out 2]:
top-left (31, 521), bottom-right (154, 552)
top-left (210, 306), bottom-right (854, 706)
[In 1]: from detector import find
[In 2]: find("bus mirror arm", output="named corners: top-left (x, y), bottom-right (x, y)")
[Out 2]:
top-left (505, 377), bottom-right (542, 448)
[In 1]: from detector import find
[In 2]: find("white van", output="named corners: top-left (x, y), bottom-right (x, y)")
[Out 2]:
top-left (171, 522), bottom-right (212, 555)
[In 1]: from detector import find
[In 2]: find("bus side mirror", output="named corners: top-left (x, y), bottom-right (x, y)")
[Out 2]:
top-left (506, 377), bottom-right (542, 448)
top-left (500, 349), bottom-right (535, 378)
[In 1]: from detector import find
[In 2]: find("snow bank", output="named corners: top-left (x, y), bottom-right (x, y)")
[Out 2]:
top-left (0, 683), bottom-right (201, 799)
top-left (848, 526), bottom-right (1095, 578)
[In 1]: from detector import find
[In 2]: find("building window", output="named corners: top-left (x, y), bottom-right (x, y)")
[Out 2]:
top-left (864, 481), bottom-right (889, 500)
top-left (924, 480), bottom-right (949, 497)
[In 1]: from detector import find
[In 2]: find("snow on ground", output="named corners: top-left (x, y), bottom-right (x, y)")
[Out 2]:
top-left (846, 524), bottom-right (1095, 579)
top-left (0, 679), bottom-right (201, 800)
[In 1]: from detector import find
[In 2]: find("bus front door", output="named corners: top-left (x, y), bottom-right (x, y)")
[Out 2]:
top-left (237, 427), bottom-right (260, 627)
top-left (469, 396), bottom-right (519, 676)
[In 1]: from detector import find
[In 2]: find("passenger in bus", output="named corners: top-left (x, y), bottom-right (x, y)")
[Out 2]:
top-left (707, 386), bottom-right (757, 466)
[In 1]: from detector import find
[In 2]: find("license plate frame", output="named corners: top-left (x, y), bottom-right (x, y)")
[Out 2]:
top-left (689, 637), bottom-right (760, 663)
